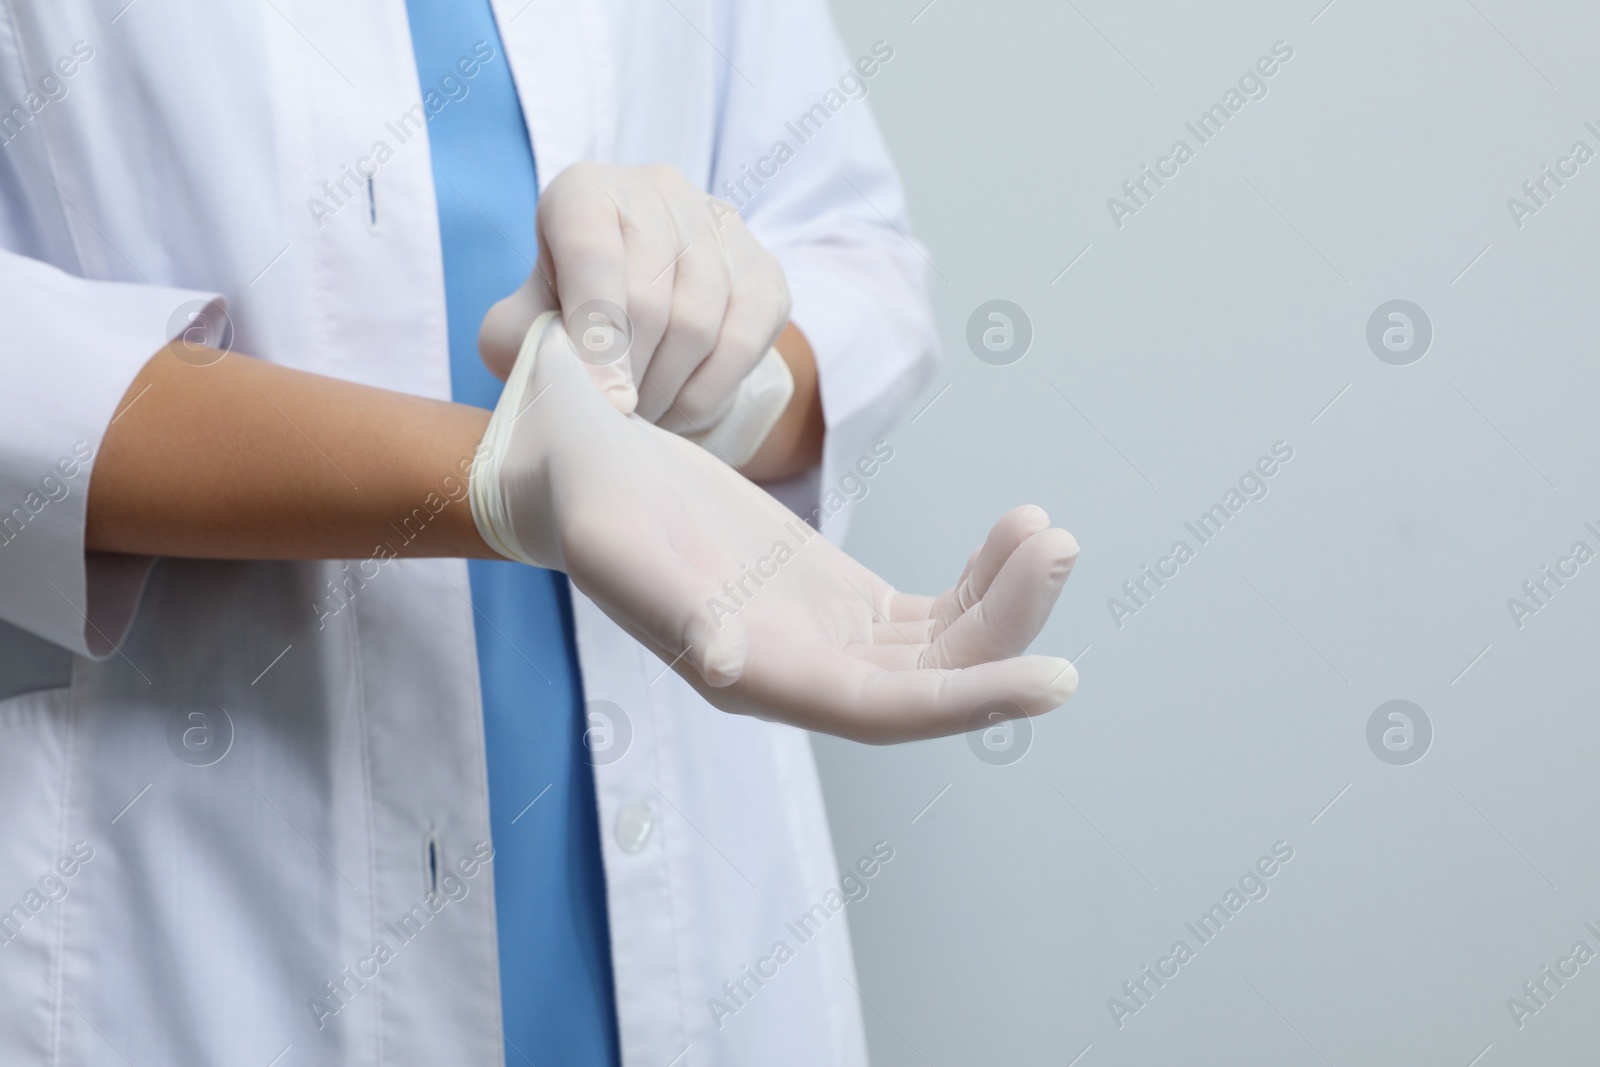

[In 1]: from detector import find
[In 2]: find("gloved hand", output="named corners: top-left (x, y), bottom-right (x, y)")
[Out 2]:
top-left (471, 313), bottom-right (1081, 743)
top-left (478, 162), bottom-right (794, 467)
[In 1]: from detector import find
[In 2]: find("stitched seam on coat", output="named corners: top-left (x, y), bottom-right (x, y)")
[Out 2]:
top-left (459, 560), bottom-right (503, 1065)
top-left (46, 661), bottom-right (81, 1065)
top-left (347, 576), bottom-right (381, 1067)
top-left (0, 0), bottom-right (88, 277)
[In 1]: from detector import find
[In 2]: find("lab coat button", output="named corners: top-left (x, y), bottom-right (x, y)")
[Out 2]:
top-left (615, 800), bottom-right (655, 854)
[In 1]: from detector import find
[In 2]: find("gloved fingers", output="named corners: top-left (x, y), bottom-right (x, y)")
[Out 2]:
top-left (873, 618), bottom-right (935, 645)
top-left (665, 235), bottom-right (789, 433)
top-left (616, 197), bottom-right (681, 394)
top-left (884, 591), bottom-right (937, 622)
top-left (568, 519), bottom-right (751, 689)
top-left (856, 654), bottom-right (1079, 743)
top-left (477, 261), bottom-right (560, 382)
top-left (523, 311), bottom-right (638, 435)
top-left (930, 505), bottom-right (1053, 634)
top-left (847, 642), bottom-right (925, 671)
top-left (635, 237), bottom-right (730, 425)
top-left (919, 526), bottom-right (1079, 670)
top-left (539, 184), bottom-right (638, 413)
top-left (755, 648), bottom-right (1078, 744)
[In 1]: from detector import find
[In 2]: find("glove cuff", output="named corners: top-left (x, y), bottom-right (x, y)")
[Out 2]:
top-left (468, 311), bottom-right (560, 567)
top-left (681, 346), bottom-right (794, 469)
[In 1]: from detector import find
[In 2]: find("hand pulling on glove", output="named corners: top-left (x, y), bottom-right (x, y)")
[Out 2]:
top-left (478, 163), bottom-right (794, 468)
top-left (470, 311), bottom-right (1081, 744)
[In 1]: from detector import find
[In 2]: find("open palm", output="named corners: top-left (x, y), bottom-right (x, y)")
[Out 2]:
top-left (488, 314), bottom-right (1080, 743)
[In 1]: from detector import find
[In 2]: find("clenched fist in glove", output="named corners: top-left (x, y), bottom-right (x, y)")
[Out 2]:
top-left (478, 162), bottom-right (796, 469)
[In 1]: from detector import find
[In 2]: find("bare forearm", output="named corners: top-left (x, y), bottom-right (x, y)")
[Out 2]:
top-left (87, 344), bottom-right (495, 560)
top-left (740, 322), bottom-right (824, 483)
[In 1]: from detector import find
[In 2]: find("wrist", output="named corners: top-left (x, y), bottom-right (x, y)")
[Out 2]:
top-left (468, 312), bottom-right (566, 568)
top-left (739, 322), bottom-right (824, 482)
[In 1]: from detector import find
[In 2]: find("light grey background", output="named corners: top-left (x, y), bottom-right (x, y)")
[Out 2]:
top-left (813, 1), bottom-right (1600, 1064)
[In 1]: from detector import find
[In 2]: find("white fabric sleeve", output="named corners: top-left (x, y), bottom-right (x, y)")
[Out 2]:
top-left (712, 2), bottom-right (940, 544)
top-left (0, 250), bottom-right (221, 657)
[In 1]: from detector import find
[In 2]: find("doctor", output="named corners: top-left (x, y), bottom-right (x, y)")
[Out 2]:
top-left (0, 1), bottom-right (1078, 1065)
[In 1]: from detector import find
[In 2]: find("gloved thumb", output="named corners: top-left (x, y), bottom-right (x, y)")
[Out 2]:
top-left (479, 270), bottom-right (637, 416)
top-left (559, 302), bottom-right (639, 416)
top-left (479, 272), bottom-right (559, 381)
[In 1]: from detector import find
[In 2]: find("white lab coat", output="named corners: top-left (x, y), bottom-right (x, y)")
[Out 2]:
top-left (0, 1), bottom-right (938, 1064)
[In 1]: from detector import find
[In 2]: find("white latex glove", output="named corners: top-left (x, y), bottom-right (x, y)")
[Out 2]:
top-left (478, 162), bottom-right (793, 466)
top-left (471, 313), bottom-right (1081, 743)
